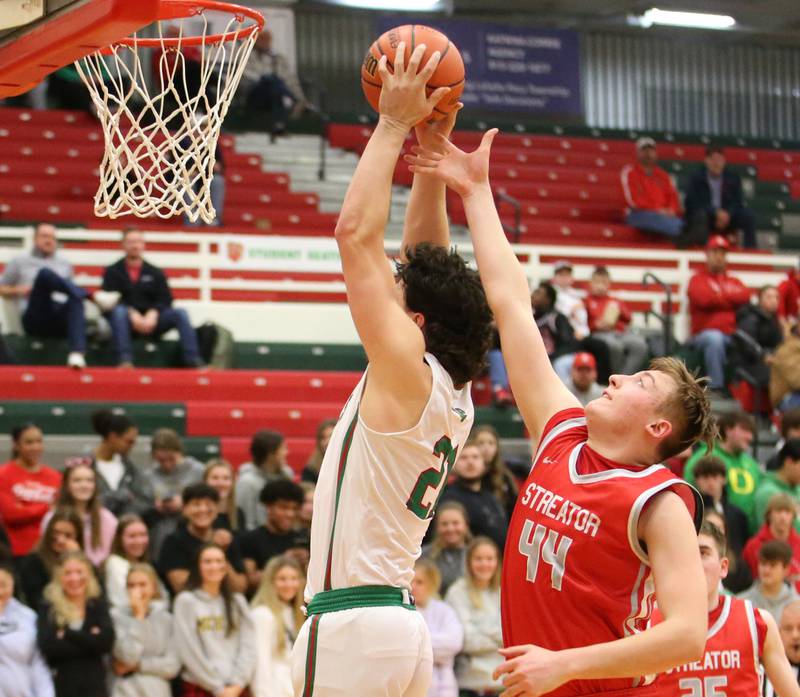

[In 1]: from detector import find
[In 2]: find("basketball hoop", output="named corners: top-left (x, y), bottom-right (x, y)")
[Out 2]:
top-left (75, 0), bottom-right (264, 223)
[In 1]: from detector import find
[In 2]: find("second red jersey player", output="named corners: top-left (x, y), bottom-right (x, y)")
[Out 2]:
top-left (501, 408), bottom-right (701, 695)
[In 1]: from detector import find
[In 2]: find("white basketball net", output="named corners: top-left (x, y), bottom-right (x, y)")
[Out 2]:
top-left (75, 11), bottom-right (259, 224)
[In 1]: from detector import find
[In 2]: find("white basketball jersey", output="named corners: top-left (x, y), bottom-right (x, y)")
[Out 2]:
top-left (304, 353), bottom-right (474, 601)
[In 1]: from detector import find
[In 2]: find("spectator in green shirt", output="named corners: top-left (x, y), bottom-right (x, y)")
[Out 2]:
top-left (755, 440), bottom-right (800, 532)
top-left (685, 411), bottom-right (762, 531)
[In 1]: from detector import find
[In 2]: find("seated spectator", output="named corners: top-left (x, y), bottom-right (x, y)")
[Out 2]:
top-left (739, 540), bottom-right (800, 623)
top-left (564, 351), bottom-right (604, 407)
top-left (297, 481), bottom-right (314, 535)
top-left (413, 558), bottom-right (463, 697)
top-left (444, 537), bottom-right (503, 697)
top-left (693, 455), bottom-right (751, 592)
top-left (0, 423), bottom-right (61, 559)
top-left (110, 563), bottom-right (180, 697)
top-left (173, 544), bottom-right (255, 697)
top-left (20, 511), bottom-right (83, 611)
top-left (0, 560), bottom-right (55, 697)
top-left (532, 281), bottom-right (580, 382)
top-left (90, 410), bottom-right (154, 521)
top-left (241, 480), bottom-right (306, 592)
top-left (755, 440), bottom-right (800, 531)
top-left (684, 411), bottom-right (762, 531)
top-left (157, 484), bottom-right (247, 595)
top-left (684, 146), bottom-right (757, 249)
top-left (102, 229), bottom-right (203, 368)
top-left (775, 600), bottom-right (800, 690)
top-left (241, 29), bottom-right (308, 140)
top-left (104, 515), bottom-right (167, 610)
top-left (778, 260), bottom-right (800, 332)
top-left (300, 419), bottom-right (336, 484)
top-left (551, 260), bottom-right (589, 341)
top-left (37, 551), bottom-right (115, 697)
top-left (43, 460), bottom-right (117, 567)
top-left (584, 266), bottom-right (648, 375)
top-left (620, 137), bottom-right (684, 241)
top-left (767, 409), bottom-right (800, 471)
top-left (422, 501), bottom-right (471, 596)
top-left (471, 425), bottom-right (517, 520)
top-left (743, 493), bottom-right (800, 590)
top-left (149, 428), bottom-right (204, 556)
top-left (236, 430), bottom-right (293, 529)
top-left (687, 235), bottom-right (752, 395)
top-left (439, 442), bottom-right (507, 550)
top-left (733, 284), bottom-right (783, 389)
top-left (771, 323), bottom-right (800, 413)
top-left (0, 223), bottom-right (119, 369)
top-left (250, 555), bottom-right (305, 697)
top-left (203, 459), bottom-right (245, 532)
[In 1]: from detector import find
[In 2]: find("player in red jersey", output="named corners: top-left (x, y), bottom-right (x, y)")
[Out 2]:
top-left (652, 521), bottom-right (800, 697)
top-left (406, 131), bottom-right (718, 696)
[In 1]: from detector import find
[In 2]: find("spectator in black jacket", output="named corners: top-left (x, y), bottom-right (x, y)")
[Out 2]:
top-left (734, 285), bottom-right (783, 389)
top-left (101, 229), bottom-right (203, 368)
top-left (684, 146), bottom-right (757, 249)
top-left (533, 282), bottom-right (581, 382)
top-left (440, 442), bottom-right (507, 550)
top-left (37, 551), bottom-right (115, 697)
top-left (767, 409), bottom-right (800, 472)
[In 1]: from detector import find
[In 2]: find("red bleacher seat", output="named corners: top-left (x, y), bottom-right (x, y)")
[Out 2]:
top-left (187, 401), bottom-right (342, 437)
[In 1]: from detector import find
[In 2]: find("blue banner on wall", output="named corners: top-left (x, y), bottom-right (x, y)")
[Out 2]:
top-left (376, 18), bottom-right (581, 117)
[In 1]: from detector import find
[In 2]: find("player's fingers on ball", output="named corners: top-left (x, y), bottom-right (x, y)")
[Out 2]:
top-left (426, 86), bottom-right (451, 110)
top-left (419, 49), bottom-right (441, 80)
top-left (407, 43), bottom-right (428, 75)
top-left (394, 41), bottom-right (406, 74)
top-left (377, 55), bottom-right (390, 80)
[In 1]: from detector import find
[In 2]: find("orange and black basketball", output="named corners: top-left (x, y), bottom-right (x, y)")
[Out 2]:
top-left (360, 24), bottom-right (465, 121)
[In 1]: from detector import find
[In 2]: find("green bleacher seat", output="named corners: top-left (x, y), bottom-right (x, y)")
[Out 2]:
top-left (0, 401), bottom-right (186, 435)
top-left (474, 406), bottom-right (526, 439)
top-left (183, 436), bottom-right (222, 461)
top-left (233, 342), bottom-right (367, 371)
top-left (4, 336), bottom-right (183, 367)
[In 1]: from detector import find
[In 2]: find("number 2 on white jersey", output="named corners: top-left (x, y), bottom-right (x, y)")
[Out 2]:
top-left (518, 519), bottom-right (573, 591)
top-left (678, 676), bottom-right (727, 696)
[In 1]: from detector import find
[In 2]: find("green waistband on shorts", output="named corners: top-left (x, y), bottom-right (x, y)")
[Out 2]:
top-left (306, 585), bottom-right (416, 616)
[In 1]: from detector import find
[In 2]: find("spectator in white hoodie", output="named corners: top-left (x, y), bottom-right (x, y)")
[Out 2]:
top-left (173, 543), bottom-right (255, 697)
top-left (110, 563), bottom-right (180, 697)
top-left (444, 536), bottom-right (503, 697)
top-left (0, 561), bottom-right (54, 697)
top-left (413, 558), bottom-right (463, 697)
top-left (250, 555), bottom-right (305, 697)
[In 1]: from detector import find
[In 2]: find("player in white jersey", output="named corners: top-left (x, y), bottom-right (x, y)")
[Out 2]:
top-left (290, 43), bottom-right (494, 697)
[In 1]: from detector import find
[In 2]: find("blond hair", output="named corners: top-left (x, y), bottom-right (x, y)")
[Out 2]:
top-left (651, 357), bottom-right (716, 461)
top-left (251, 555), bottom-right (305, 656)
top-left (464, 536), bottom-right (501, 610)
top-left (414, 557), bottom-right (442, 598)
top-left (44, 551), bottom-right (102, 628)
top-left (203, 458), bottom-right (239, 532)
top-left (126, 562), bottom-right (163, 600)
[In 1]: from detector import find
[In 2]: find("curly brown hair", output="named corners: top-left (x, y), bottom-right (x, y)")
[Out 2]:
top-left (395, 243), bottom-right (494, 386)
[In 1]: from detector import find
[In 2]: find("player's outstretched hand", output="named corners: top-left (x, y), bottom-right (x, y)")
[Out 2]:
top-left (414, 102), bottom-right (463, 153)
top-left (404, 128), bottom-right (498, 198)
top-left (378, 42), bottom-right (451, 133)
top-left (494, 644), bottom-right (571, 697)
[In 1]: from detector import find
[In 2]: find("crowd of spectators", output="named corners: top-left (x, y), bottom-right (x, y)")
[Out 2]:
top-left (4, 397), bottom-right (800, 695)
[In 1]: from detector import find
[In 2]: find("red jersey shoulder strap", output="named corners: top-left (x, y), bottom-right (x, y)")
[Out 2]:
top-left (530, 408), bottom-right (587, 472)
top-left (746, 601), bottom-right (769, 662)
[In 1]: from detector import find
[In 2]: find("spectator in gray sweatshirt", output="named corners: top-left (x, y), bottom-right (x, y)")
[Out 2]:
top-left (0, 561), bottom-right (54, 697)
top-left (110, 563), bottom-right (180, 697)
top-left (235, 430), bottom-right (293, 530)
top-left (0, 222), bottom-right (119, 369)
top-left (173, 543), bottom-right (255, 697)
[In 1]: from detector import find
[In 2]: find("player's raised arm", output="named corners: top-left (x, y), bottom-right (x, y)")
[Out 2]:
top-left (400, 107), bottom-right (462, 254)
top-left (761, 609), bottom-right (800, 697)
top-left (406, 133), bottom-right (580, 443)
top-left (335, 44), bottom-right (450, 421)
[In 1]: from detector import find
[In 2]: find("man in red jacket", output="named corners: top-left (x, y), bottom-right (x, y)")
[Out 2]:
top-left (688, 234), bottom-right (752, 394)
top-left (620, 137), bottom-right (685, 241)
top-left (779, 263), bottom-right (800, 332)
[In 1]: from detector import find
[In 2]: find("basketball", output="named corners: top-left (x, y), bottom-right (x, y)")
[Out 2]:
top-left (360, 25), bottom-right (465, 121)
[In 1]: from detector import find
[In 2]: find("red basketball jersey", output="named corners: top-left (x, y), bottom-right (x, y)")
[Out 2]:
top-left (501, 408), bottom-right (701, 696)
top-left (652, 595), bottom-right (767, 696)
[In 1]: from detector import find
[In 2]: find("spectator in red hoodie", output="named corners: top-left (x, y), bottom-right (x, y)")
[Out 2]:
top-left (688, 235), bottom-right (752, 394)
top-left (584, 266), bottom-right (649, 375)
top-left (620, 137), bottom-right (684, 242)
top-left (778, 261), bottom-right (800, 333)
top-left (0, 424), bottom-right (61, 560)
top-left (743, 493), bottom-right (800, 592)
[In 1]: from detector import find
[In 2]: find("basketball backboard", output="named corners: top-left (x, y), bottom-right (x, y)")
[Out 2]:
top-left (0, 0), bottom-right (161, 97)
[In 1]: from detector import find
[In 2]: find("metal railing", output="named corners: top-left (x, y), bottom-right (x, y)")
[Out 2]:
top-left (642, 271), bottom-right (674, 356)
top-left (495, 192), bottom-right (522, 243)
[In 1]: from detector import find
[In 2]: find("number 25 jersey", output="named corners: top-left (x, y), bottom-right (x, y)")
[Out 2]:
top-left (501, 408), bottom-right (702, 696)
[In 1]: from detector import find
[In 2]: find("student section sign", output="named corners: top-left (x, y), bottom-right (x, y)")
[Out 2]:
top-left (376, 19), bottom-right (581, 117)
